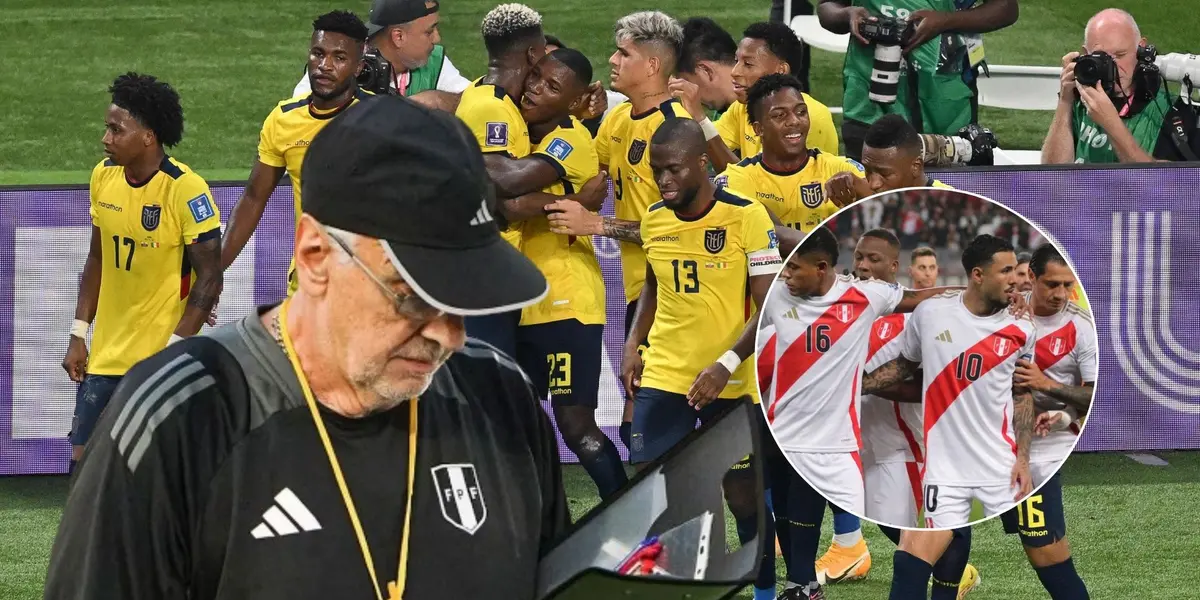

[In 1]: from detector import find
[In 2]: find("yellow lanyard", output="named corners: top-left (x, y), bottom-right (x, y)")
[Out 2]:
top-left (278, 300), bottom-right (417, 600)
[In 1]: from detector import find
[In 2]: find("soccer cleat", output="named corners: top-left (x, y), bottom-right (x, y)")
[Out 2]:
top-left (815, 538), bottom-right (871, 584)
top-left (780, 582), bottom-right (826, 600)
top-left (957, 563), bottom-right (981, 598)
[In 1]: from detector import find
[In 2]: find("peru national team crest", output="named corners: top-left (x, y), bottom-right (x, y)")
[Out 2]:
top-left (1049, 336), bottom-right (1067, 356)
top-left (628, 139), bottom-right (648, 164)
top-left (799, 183), bottom-right (825, 208)
top-left (141, 204), bottom-right (161, 231)
top-left (877, 321), bottom-right (894, 340)
top-left (704, 228), bottom-right (727, 253)
top-left (432, 464), bottom-right (487, 535)
top-left (833, 303), bottom-right (856, 324)
top-left (994, 337), bottom-right (1013, 357)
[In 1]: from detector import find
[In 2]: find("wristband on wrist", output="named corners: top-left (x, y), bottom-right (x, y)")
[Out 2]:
top-left (699, 118), bottom-right (720, 142)
top-left (70, 319), bottom-right (89, 339)
top-left (716, 350), bottom-right (742, 374)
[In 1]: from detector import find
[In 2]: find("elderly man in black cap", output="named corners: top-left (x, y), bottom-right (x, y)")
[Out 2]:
top-left (44, 96), bottom-right (569, 600)
top-left (294, 0), bottom-right (470, 99)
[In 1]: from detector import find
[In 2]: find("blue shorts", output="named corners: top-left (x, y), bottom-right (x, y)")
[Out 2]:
top-left (630, 387), bottom-right (727, 464)
top-left (70, 374), bottom-right (123, 446)
top-left (516, 319), bottom-right (603, 407)
top-left (1000, 471), bottom-right (1067, 547)
top-left (465, 311), bottom-right (520, 357)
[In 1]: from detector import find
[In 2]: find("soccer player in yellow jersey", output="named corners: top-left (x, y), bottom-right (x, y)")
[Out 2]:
top-left (499, 47), bottom-right (628, 499)
top-left (671, 22), bottom-right (839, 174)
top-left (221, 11), bottom-right (371, 293)
top-left (716, 74), bottom-right (865, 233)
top-left (62, 73), bottom-right (223, 468)
top-left (825, 114), bottom-right (957, 206)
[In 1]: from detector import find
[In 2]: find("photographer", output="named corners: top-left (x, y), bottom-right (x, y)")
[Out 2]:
top-left (818, 0), bottom-right (1019, 161)
top-left (293, 0), bottom-right (469, 103)
top-left (1042, 9), bottom-right (1195, 164)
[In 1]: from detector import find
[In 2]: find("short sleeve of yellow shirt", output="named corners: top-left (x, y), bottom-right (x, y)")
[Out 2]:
top-left (455, 81), bottom-right (530, 158)
top-left (256, 107), bottom-right (286, 168)
top-left (594, 108), bottom-right (616, 166)
top-left (172, 173), bottom-right (222, 242)
top-left (715, 102), bottom-right (743, 154)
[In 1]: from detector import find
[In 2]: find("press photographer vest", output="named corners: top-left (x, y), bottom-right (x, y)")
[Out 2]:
top-left (403, 44), bottom-right (446, 96)
top-left (1071, 86), bottom-right (1172, 163)
top-left (842, 0), bottom-right (976, 134)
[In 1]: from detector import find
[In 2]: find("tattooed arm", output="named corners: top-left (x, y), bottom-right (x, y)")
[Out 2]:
top-left (1013, 383), bottom-right (1035, 465)
top-left (174, 232), bottom-right (223, 337)
top-left (861, 357), bottom-right (920, 395)
top-left (1041, 381), bottom-right (1095, 414)
top-left (545, 202), bottom-right (642, 245)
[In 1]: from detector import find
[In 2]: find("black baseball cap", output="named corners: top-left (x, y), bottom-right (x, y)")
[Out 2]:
top-left (366, 0), bottom-right (440, 37)
top-left (300, 95), bottom-right (547, 316)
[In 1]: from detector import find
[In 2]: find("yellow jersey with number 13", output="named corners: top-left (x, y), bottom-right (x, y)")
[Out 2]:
top-left (456, 78), bottom-right (531, 250)
top-left (87, 156), bottom-right (222, 376)
top-left (639, 188), bottom-right (783, 397)
top-left (519, 117), bottom-right (606, 327)
top-left (595, 98), bottom-right (692, 304)
top-left (717, 150), bottom-right (865, 233)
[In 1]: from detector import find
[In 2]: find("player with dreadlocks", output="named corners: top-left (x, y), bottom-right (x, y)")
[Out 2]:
top-left (62, 72), bottom-right (223, 472)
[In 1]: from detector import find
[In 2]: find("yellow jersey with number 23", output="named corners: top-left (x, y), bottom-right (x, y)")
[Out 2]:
top-left (638, 188), bottom-right (783, 398)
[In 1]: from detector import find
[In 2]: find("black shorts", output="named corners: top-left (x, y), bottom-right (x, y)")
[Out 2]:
top-left (630, 387), bottom-right (727, 464)
top-left (465, 311), bottom-right (520, 358)
top-left (1000, 471), bottom-right (1067, 547)
top-left (515, 319), bottom-right (604, 408)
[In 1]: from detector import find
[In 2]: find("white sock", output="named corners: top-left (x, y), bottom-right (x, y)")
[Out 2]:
top-left (833, 530), bottom-right (863, 546)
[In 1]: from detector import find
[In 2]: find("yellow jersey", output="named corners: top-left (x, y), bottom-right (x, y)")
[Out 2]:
top-left (519, 118), bottom-right (606, 327)
top-left (639, 188), bottom-right (782, 397)
top-left (714, 96), bottom-right (839, 160)
top-left (595, 98), bottom-right (692, 304)
top-left (88, 156), bottom-right (222, 376)
top-left (455, 77), bottom-right (531, 250)
top-left (716, 150), bottom-right (865, 233)
top-left (257, 89), bottom-right (371, 293)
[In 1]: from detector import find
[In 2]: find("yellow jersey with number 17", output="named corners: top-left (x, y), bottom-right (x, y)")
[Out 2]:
top-left (716, 150), bottom-right (865, 233)
top-left (456, 78), bottom-right (531, 250)
top-left (257, 89), bottom-right (372, 294)
top-left (87, 156), bottom-right (222, 376)
top-left (595, 98), bottom-right (692, 304)
top-left (519, 117), bottom-right (606, 327)
top-left (638, 188), bottom-right (783, 398)
top-left (715, 96), bottom-right (840, 160)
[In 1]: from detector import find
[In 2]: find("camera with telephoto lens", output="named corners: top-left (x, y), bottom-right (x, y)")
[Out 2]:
top-left (860, 15), bottom-right (914, 104)
top-left (920, 124), bottom-right (998, 167)
top-left (357, 48), bottom-right (395, 96)
top-left (1073, 51), bottom-right (1118, 94)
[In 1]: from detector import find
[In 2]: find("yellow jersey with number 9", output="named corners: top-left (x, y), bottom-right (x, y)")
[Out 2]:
top-left (716, 150), bottom-right (865, 233)
top-left (519, 118), bottom-right (606, 327)
top-left (638, 188), bottom-right (783, 397)
top-left (595, 98), bottom-right (692, 304)
top-left (87, 156), bottom-right (222, 376)
top-left (456, 78), bottom-right (531, 250)
top-left (715, 97), bottom-right (840, 160)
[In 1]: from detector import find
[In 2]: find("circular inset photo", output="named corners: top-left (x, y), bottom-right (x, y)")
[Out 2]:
top-left (756, 187), bottom-right (1098, 530)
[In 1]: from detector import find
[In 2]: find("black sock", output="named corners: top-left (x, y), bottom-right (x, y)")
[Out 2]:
top-left (1035, 557), bottom-right (1089, 599)
top-left (771, 482), bottom-right (791, 565)
top-left (733, 512), bottom-right (776, 590)
top-left (930, 527), bottom-right (972, 599)
top-left (577, 438), bottom-right (627, 500)
top-left (890, 550), bottom-right (934, 600)
top-left (68, 459), bottom-right (77, 475)
top-left (879, 524), bottom-right (901, 545)
top-left (618, 421), bottom-right (631, 450)
top-left (787, 471), bottom-right (825, 585)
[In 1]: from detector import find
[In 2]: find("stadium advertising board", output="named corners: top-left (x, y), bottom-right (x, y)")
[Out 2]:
top-left (2, 164), bottom-right (1199, 474)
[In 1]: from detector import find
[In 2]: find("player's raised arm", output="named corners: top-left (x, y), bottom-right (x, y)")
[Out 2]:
top-left (63, 225), bottom-right (103, 383)
top-left (1015, 361), bottom-right (1095, 414)
top-left (547, 204), bottom-right (643, 244)
top-left (220, 159), bottom-right (285, 270)
top-left (861, 356), bottom-right (920, 396)
top-left (621, 263), bottom-right (657, 399)
top-left (893, 285), bottom-right (966, 313)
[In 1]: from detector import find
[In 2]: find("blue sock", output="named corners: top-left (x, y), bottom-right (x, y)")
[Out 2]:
top-left (890, 550), bottom-right (933, 600)
top-left (930, 527), bottom-right (972, 600)
top-left (753, 586), bottom-right (776, 600)
top-left (1035, 557), bottom-right (1089, 599)
top-left (578, 438), bottom-right (627, 500)
top-left (832, 507), bottom-right (861, 535)
top-left (765, 488), bottom-right (774, 514)
top-left (618, 421), bottom-right (631, 449)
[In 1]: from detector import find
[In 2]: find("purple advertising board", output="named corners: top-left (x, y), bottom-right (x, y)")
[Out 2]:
top-left (2, 164), bottom-right (1199, 475)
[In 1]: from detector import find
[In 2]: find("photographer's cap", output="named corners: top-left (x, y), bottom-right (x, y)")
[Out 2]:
top-left (300, 95), bottom-right (547, 316)
top-left (366, 0), bottom-right (440, 37)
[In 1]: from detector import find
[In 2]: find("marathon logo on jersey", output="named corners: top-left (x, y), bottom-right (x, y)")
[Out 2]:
top-left (545, 138), bottom-right (573, 162)
top-left (187, 193), bottom-right (215, 223)
top-left (485, 122), bottom-right (509, 147)
top-left (1049, 336), bottom-right (1067, 356)
top-left (432, 464), bottom-right (488, 535)
top-left (833, 303), bottom-right (856, 324)
top-left (628, 139), bottom-right (648, 164)
top-left (141, 205), bottom-right (162, 231)
top-left (704, 228), bottom-right (727, 253)
top-left (799, 183), bottom-right (824, 208)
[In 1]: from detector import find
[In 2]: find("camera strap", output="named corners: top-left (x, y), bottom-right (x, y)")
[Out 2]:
top-left (906, 61), bottom-right (925, 133)
top-left (1165, 77), bottom-right (1199, 162)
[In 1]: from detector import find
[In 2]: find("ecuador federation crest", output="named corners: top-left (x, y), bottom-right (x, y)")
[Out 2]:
top-left (799, 183), bottom-right (824, 208)
top-left (141, 204), bottom-right (161, 231)
top-left (628, 139), bottom-right (648, 165)
top-left (432, 463), bottom-right (487, 535)
top-left (704, 228), bottom-right (727, 254)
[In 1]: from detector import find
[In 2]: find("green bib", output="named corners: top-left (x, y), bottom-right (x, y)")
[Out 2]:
top-left (405, 44), bottom-right (446, 96)
top-left (1071, 87), bottom-right (1171, 163)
